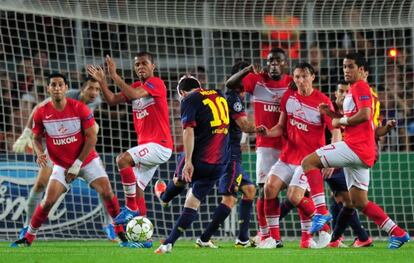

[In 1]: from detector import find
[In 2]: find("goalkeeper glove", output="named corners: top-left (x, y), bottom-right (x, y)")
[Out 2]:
top-left (13, 127), bottom-right (33, 153)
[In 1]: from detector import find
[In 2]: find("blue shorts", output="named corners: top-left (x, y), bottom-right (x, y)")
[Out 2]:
top-left (175, 154), bottom-right (226, 201)
top-left (218, 160), bottom-right (253, 197)
top-left (325, 168), bottom-right (348, 194)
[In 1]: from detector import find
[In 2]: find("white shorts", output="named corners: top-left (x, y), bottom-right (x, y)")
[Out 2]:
top-left (49, 157), bottom-right (108, 190)
top-left (127, 142), bottom-right (172, 190)
top-left (269, 160), bottom-right (309, 190)
top-left (256, 147), bottom-right (280, 185)
top-left (316, 141), bottom-right (370, 191)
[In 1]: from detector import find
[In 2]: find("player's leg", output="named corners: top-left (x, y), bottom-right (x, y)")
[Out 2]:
top-left (260, 161), bottom-right (289, 248)
top-left (255, 147), bottom-right (280, 243)
top-left (236, 181), bottom-right (255, 247)
top-left (156, 163), bottom-right (225, 254)
top-left (346, 167), bottom-right (409, 249)
top-left (304, 141), bottom-right (355, 233)
top-left (12, 165), bottom-right (67, 247)
top-left (20, 164), bottom-right (52, 238)
top-left (156, 153), bottom-right (187, 206)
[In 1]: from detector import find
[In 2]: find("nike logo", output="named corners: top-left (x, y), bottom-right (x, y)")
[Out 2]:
top-left (45, 114), bottom-right (53, 119)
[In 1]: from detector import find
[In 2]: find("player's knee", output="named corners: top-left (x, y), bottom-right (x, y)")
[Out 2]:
top-left (287, 187), bottom-right (304, 206)
top-left (264, 178), bottom-right (278, 199)
top-left (242, 185), bottom-right (256, 200)
top-left (301, 154), bottom-right (319, 172)
top-left (116, 152), bottom-right (133, 169)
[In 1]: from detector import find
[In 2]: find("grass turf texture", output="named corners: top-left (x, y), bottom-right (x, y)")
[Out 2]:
top-left (1, 240), bottom-right (413, 263)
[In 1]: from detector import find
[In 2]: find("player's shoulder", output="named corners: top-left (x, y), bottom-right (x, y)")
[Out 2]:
top-left (145, 76), bottom-right (166, 88)
top-left (312, 88), bottom-right (330, 100)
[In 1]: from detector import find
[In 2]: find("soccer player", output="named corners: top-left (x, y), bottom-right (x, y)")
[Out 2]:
top-left (87, 52), bottom-right (173, 225)
top-left (226, 48), bottom-right (292, 244)
top-left (155, 75), bottom-right (230, 254)
top-left (13, 77), bottom-right (117, 241)
top-left (256, 62), bottom-right (341, 248)
top-left (302, 53), bottom-right (410, 249)
top-left (11, 73), bottom-right (139, 248)
top-left (194, 61), bottom-right (256, 248)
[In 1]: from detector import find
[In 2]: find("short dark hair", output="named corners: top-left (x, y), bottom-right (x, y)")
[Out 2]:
top-left (269, 47), bottom-right (286, 57)
top-left (48, 72), bottom-right (67, 84)
top-left (293, 62), bottom-right (315, 75)
top-left (177, 75), bottom-right (201, 92)
top-left (230, 60), bottom-right (250, 75)
top-left (136, 51), bottom-right (154, 63)
top-left (81, 77), bottom-right (98, 89)
top-left (344, 52), bottom-right (366, 68)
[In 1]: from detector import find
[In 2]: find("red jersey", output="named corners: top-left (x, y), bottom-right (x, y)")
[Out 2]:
top-left (126, 77), bottom-right (173, 149)
top-left (242, 72), bottom-right (293, 149)
top-left (32, 98), bottom-right (98, 168)
top-left (343, 80), bottom-right (376, 167)
top-left (279, 89), bottom-right (334, 165)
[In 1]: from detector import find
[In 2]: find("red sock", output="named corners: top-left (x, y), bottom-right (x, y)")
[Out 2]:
top-left (296, 196), bottom-right (315, 218)
top-left (321, 223), bottom-right (331, 232)
top-left (305, 169), bottom-right (328, 214)
top-left (298, 209), bottom-right (312, 240)
top-left (256, 198), bottom-right (269, 240)
top-left (119, 167), bottom-right (138, 211)
top-left (362, 201), bottom-right (405, 236)
top-left (25, 204), bottom-right (50, 242)
top-left (103, 195), bottom-right (121, 218)
top-left (136, 196), bottom-right (147, 216)
top-left (264, 198), bottom-right (280, 240)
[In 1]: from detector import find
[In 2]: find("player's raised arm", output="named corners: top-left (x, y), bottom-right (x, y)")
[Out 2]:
top-left (87, 64), bottom-right (126, 106)
top-left (105, 55), bottom-right (149, 100)
top-left (226, 64), bottom-right (257, 89)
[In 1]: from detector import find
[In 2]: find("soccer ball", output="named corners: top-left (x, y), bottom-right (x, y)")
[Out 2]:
top-left (126, 216), bottom-right (154, 242)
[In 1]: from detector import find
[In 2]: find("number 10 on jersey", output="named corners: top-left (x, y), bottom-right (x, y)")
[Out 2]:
top-left (203, 97), bottom-right (229, 127)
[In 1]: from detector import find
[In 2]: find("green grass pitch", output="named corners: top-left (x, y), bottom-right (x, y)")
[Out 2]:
top-left (1, 240), bottom-right (413, 263)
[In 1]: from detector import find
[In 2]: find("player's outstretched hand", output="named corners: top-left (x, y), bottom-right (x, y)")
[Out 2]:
top-left (87, 65), bottom-right (106, 83)
top-left (36, 153), bottom-right (48, 168)
top-left (105, 55), bottom-right (118, 79)
top-left (386, 119), bottom-right (397, 129)
top-left (12, 127), bottom-right (33, 153)
top-left (182, 162), bottom-right (194, 183)
top-left (65, 159), bottom-right (82, 183)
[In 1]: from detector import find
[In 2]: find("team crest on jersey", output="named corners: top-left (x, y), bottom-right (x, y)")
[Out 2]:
top-left (233, 101), bottom-right (243, 112)
top-left (58, 124), bottom-right (68, 134)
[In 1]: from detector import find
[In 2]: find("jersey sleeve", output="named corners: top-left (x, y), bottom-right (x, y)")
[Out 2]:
top-left (241, 73), bottom-right (259, 94)
top-left (353, 82), bottom-right (372, 109)
top-left (228, 94), bottom-right (246, 120)
top-left (279, 89), bottom-right (291, 113)
top-left (141, 77), bottom-right (166, 98)
top-left (180, 95), bottom-right (198, 129)
top-left (32, 107), bottom-right (45, 136)
top-left (78, 103), bottom-right (95, 130)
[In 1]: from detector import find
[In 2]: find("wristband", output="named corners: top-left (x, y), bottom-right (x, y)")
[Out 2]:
top-left (73, 159), bottom-right (83, 167)
top-left (339, 117), bottom-right (349, 125)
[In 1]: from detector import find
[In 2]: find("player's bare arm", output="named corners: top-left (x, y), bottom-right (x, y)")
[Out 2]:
top-left (318, 103), bottom-right (342, 118)
top-left (375, 119), bottom-right (397, 137)
top-left (87, 65), bottom-right (125, 106)
top-left (226, 64), bottom-right (259, 89)
top-left (332, 107), bottom-right (371, 128)
top-left (235, 116), bottom-right (256, 133)
top-left (64, 125), bottom-right (97, 183)
top-left (105, 55), bottom-right (149, 100)
top-left (182, 127), bottom-right (195, 183)
top-left (32, 133), bottom-right (47, 168)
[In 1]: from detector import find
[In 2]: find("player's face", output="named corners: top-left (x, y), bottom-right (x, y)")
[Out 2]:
top-left (134, 55), bottom-right (155, 81)
top-left (266, 52), bottom-right (286, 80)
top-left (47, 77), bottom-right (67, 102)
top-left (293, 68), bottom-right (315, 93)
top-left (343, 58), bottom-right (364, 83)
top-left (335, 84), bottom-right (349, 107)
top-left (82, 81), bottom-right (101, 103)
